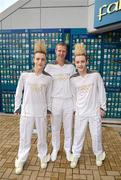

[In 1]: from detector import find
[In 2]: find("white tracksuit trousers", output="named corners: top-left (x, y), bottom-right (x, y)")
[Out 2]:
top-left (51, 98), bottom-right (73, 153)
top-left (17, 116), bottom-right (47, 163)
top-left (72, 115), bottom-right (103, 158)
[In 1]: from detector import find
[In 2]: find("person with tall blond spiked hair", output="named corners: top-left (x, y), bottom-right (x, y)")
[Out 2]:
top-left (70, 43), bottom-right (106, 168)
top-left (14, 40), bottom-right (52, 174)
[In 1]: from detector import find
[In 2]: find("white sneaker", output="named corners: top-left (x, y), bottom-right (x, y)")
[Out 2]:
top-left (51, 150), bottom-right (58, 161)
top-left (32, 128), bottom-right (37, 134)
top-left (70, 155), bottom-right (79, 169)
top-left (66, 152), bottom-right (72, 161)
top-left (41, 154), bottom-right (50, 169)
top-left (15, 159), bottom-right (25, 175)
top-left (96, 151), bottom-right (106, 166)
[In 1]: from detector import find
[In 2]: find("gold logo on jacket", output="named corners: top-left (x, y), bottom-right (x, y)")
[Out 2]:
top-left (30, 84), bottom-right (45, 92)
top-left (54, 74), bottom-right (69, 80)
top-left (78, 84), bottom-right (93, 93)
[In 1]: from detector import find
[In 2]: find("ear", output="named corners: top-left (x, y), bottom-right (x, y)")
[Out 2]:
top-left (55, 48), bottom-right (57, 54)
top-left (33, 56), bottom-right (35, 64)
top-left (86, 60), bottom-right (89, 65)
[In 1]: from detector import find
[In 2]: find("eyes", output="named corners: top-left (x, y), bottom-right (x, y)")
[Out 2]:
top-left (75, 61), bottom-right (80, 64)
top-left (35, 58), bottom-right (46, 62)
top-left (58, 50), bottom-right (66, 53)
top-left (75, 60), bottom-right (85, 64)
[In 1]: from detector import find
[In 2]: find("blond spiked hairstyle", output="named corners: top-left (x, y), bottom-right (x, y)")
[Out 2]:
top-left (74, 43), bottom-right (86, 56)
top-left (34, 40), bottom-right (46, 55)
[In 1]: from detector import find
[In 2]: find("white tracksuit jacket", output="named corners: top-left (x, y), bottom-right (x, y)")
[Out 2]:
top-left (45, 63), bottom-right (76, 99)
top-left (14, 70), bottom-right (52, 117)
top-left (70, 71), bottom-right (106, 116)
top-left (14, 70), bottom-right (52, 162)
top-left (44, 63), bottom-right (76, 153)
top-left (70, 70), bottom-right (106, 157)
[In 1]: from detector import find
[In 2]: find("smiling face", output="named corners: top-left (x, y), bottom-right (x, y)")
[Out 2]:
top-left (74, 55), bottom-right (88, 74)
top-left (55, 44), bottom-right (67, 65)
top-left (34, 52), bottom-right (46, 72)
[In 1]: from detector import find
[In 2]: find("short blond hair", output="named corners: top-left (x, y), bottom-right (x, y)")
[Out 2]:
top-left (56, 42), bottom-right (68, 51)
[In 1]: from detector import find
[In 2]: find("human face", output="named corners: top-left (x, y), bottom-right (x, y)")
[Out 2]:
top-left (34, 52), bottom-right (46, 72)
top-left (55, 45), bottom-right (67, 64)
top-left (74, 55), bottom-right (88, 74)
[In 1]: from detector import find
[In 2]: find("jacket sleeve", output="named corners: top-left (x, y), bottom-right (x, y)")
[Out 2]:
top-left (70, 78), bottom-right (76, 112)
top-left (97, 73), bottom-right (107, 112)
top-left (14, 73), bottom-right (24, 113)
top-left (46, 77), bottom-right (53, 112)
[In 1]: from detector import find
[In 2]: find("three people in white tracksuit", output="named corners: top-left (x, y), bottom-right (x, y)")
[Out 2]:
top-left (14, 41), bottom-right (52, 174)
top-left (45, 43), bottom-right (76, 161)
top-left (70, 43), bottom-right (106, 168)
top-left (15, 41), bottom-right (106, 173)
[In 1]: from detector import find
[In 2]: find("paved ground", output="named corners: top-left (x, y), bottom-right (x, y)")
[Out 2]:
top-left (0, 115), bottom-right (121, 180)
